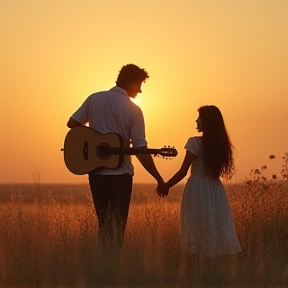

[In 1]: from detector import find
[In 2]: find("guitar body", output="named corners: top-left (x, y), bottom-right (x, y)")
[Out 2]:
top-left (63, 126), bottom-right (124, 175)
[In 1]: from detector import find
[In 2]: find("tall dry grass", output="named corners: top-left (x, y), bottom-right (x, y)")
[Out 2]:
top-left (0, 154), bottom-right (288, 287)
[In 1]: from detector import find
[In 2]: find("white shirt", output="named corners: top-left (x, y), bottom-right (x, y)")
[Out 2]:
top-left (71, 86), bottom-right (147, 176)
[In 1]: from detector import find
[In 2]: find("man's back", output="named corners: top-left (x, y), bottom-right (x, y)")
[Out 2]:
top-left (71, 86), bottom-right (147, 175)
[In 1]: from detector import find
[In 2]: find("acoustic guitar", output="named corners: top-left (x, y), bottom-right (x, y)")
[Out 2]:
top-left (61, 126), bottom-right (178, 175)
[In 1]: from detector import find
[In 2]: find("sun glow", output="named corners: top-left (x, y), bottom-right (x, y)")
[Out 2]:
top-left (1, 0), bottom-right (287, 184)
top-left (131, 97), bottom-right (141, 106)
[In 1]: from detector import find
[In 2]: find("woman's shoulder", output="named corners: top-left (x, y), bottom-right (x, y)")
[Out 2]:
top-left (185, 136), bottom-right (202, 155)
top-left (187, 136), bottom-right (202, 143)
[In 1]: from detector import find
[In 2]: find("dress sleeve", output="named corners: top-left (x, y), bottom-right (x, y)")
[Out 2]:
top-left (184, 137), bottom-right (200, 156)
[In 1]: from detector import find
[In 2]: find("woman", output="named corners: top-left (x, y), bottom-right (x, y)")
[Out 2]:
top-left (157, 105), bottom-right (241, 256)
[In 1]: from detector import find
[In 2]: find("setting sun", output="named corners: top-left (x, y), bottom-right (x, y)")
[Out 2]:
top-left (131, 96), bottom-right (141, 106)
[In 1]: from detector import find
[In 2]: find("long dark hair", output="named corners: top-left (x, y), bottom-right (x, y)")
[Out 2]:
top-left (198, 105), bottom-right (234, 179)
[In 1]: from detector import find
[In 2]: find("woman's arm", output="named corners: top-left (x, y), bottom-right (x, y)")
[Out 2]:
top-left (166, 150), bottom-right (195, 189)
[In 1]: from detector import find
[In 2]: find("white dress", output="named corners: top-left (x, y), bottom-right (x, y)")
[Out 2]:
top-left (179, 136), bottom-right (242, 256)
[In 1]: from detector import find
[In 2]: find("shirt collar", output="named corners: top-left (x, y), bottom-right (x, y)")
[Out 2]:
top-left (110, 86), bottom-right (128, 97)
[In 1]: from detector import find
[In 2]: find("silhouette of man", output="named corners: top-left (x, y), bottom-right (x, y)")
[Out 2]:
top-left (67, 64), bottom-right (165, 250)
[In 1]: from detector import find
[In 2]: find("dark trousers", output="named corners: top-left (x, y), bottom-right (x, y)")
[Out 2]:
top-left (88, 173), bottom-right (133, 250)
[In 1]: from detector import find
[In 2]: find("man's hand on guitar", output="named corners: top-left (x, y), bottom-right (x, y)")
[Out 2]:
top-left (156, 182), bottom-right (169, 197)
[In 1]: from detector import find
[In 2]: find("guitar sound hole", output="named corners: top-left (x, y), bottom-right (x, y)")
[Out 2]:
top-left (96, 143), bottom-right (111, 160)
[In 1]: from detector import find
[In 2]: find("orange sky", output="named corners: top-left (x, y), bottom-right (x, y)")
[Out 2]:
top-left (1, 0), bottom-right (287, 185)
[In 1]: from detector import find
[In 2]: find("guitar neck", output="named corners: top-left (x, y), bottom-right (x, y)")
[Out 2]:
top-left (110, 147), bottom-right (159, 156)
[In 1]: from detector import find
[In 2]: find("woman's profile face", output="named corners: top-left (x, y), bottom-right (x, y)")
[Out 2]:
top-left (196, 116), bottom-right (203, 132)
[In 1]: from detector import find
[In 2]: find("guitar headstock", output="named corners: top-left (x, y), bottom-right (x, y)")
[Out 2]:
top-left (156, 146), bottom-right (178, 159)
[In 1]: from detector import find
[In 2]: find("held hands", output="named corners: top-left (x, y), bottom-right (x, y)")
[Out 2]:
top-left (156, 182), bottom-right (169, 197)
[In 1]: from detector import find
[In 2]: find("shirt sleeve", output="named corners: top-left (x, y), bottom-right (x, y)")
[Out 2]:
top-left (70, 96), bottom-right (90, 125)
top-left (130, 108), bottom-right (148, 147)
top-left (184, 137), bottom-right (200, 156)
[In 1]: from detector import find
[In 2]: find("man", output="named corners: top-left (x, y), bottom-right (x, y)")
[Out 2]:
top-left (67, 64), bottom-right (165, 250)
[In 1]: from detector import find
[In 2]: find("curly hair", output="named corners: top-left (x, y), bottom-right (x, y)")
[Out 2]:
top-left (198, 105), bottom-right (235, 179)
top-left (116, 64), bottom-right (149, 89)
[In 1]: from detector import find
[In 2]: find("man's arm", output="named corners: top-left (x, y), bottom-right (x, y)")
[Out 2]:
top-left (67, 117), bottom-right (83, 128)
top-left (135, 147), bottom-right (164, 185)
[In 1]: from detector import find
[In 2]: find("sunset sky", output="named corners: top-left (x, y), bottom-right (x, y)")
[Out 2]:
top-left (1, 0), bottom-right (287, 185)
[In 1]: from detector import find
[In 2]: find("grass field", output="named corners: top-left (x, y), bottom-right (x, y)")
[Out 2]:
top-left (1, 157), bottom-right (288, 287)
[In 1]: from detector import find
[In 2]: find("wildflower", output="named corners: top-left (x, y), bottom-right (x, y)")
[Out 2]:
top-left (269, 155), bottom-right (275, 159)
top-left (261, 165), bottom-right (267, 170)
top-left (272, 174), bottom-right (277, 179)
